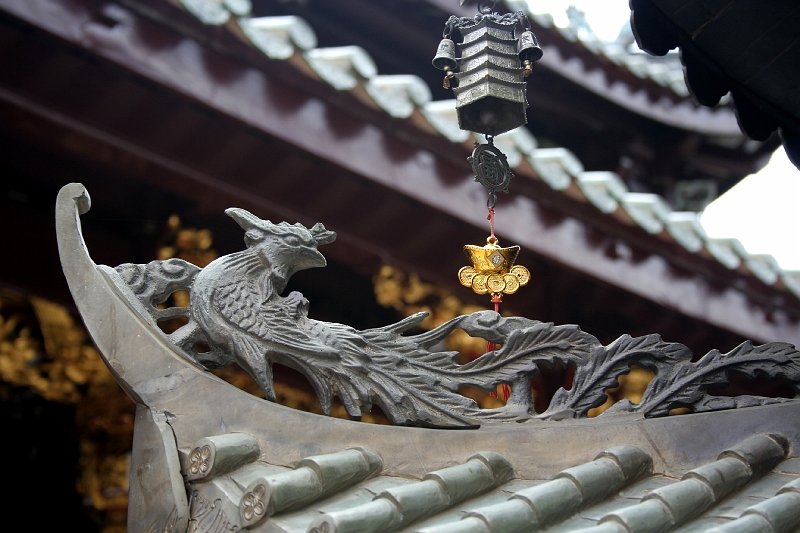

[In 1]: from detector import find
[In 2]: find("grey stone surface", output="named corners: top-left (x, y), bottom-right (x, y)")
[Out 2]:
top-left (128, 405), bottom-right (189, 533)
top-left (86, 191), bottom-right (800, 429)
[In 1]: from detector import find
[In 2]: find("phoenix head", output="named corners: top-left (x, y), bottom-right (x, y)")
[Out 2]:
top-left (225, 208), bottom-right (336, 292)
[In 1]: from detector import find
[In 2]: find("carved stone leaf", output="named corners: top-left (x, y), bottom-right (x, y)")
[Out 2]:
top-left (458, 321), bottom-right (597, 386)
top-left (634, 341), bottom-right (800, 417)
top-left (692, 394), bottom-right (795, 413)
top-left (541, 334), bottom-right (693, 419)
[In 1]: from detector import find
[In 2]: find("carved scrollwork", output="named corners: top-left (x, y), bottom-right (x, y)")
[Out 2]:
top-left (188, 492), bottom-right (237, 533)
top-left (445, 10), bottom-right (525, 33)
top-left (107, 207), bottom-right (800, 428)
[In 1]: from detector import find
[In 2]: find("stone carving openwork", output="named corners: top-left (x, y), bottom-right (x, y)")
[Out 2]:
top-left (103, 199), bottom-right (800, 428)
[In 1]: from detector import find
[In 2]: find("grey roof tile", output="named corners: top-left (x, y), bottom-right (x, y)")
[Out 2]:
top-left (617, 476), bottom-right (679, 500)
top-left (304, 46), bottom-right (377, 91)
top-left (706, 474), bottom-right (800, 533)
top-left (310, 452), bottom-right (512, 533)
top-left (781, 272), bottom-right (800, 299)
top-left (705, 496), bottom-right (764, 520)
top-left (366, 75), bottom-right (432, 119)
top-left (417, 445), bottom-right (652, 533)
top-left (664, 213), bottom-right (706, 253)
top-left (743, 255), bottom-right (782, 286)
top-left (411, 485), bottom-right (527, 531)
top-left (177, 433), bottom-right (800, 533)
top-left (776, 458), bottom-right (800, 475)
top-left (543, 515), bottom-right (600, 533)
top-left (238, 16), bottom-right (318, 60)
top-left (183, 432), bottom-right (261, 482)
top-left (576, 172), bottom-right (629, 214)
top-left (577, 497), bottom-right (643, 521)
top-left (672, 517), bottom-right (730, 533)
top-left (573, 435), bottom-right (789, 533)
top-left (240, 447), bottom-right (382, 528)
top-left (736, 471), bottom-right (798, 499)
top-left (179, 0), bottom-right (232, 25)
top-left (619, 193), bottom-right (671, 235)
top-left (273, 477), bottom-right (414, 533)
top-left (704, 238), bottom-right (747, 270)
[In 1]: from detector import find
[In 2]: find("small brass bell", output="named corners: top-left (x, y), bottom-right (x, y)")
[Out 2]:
top-left (432, 38), bottom-right (458, 89)
top-left (518, 31), bottom-right (543, 63)
top-left (432, 38), bottom-right (458, 71)
top-left (518, 30), bottom-right (543, 77)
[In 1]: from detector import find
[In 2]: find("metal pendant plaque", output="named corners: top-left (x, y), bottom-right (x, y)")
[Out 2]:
top-left (468, 142), bottom-right (513, 194)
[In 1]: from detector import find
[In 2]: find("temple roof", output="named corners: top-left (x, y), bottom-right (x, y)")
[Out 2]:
top-left (1, 0), bottom-right (798, 346)
top-left (184, 433), bottom-right (800, 533)
top-left (85, 0), bottom-right (800, 299)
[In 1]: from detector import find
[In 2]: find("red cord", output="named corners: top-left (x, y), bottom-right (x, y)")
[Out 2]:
top-left (484, 205), bottom-right (508, 400)
top-left (487, 293), bottom-right (508, 400)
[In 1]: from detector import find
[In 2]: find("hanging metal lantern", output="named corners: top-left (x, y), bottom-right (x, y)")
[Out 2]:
top-left (434, 2), bottom-right (543, 324)
top-left (432, 5), bottom-right (542, 136)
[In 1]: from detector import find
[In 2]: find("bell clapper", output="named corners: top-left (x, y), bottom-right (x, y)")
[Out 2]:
top-left (522, 59), bottom-right (532, 77)
top-left (443, 67), bottom-right (456, 89)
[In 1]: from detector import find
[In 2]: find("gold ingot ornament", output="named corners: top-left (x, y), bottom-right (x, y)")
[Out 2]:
top-left (458, 236), bottom-right (530, 299)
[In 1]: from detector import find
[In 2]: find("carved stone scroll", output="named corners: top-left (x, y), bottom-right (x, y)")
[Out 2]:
top-left (100, 205), bottom-right (800, 428)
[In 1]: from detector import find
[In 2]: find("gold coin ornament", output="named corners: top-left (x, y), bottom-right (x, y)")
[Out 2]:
top-left (472, 273), bottom-right (489, 295)
top-left (502, 273), bottom-right (520, 294)
top-left (458, 236), bottom-right (530, 300)
top-left (458, 266), bottom-right (478, 287)
top-left (510, 265), bottom-right (530, 285)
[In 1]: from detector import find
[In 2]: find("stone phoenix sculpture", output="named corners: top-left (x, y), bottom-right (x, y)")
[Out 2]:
top-left (59, 184), bottom-right (800, 429)
top-left (56, 184), bottom-right (800, 533)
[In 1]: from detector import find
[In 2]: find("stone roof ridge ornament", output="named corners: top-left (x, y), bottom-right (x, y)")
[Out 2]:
top-left (56, 183), bottom-right (800, 430)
